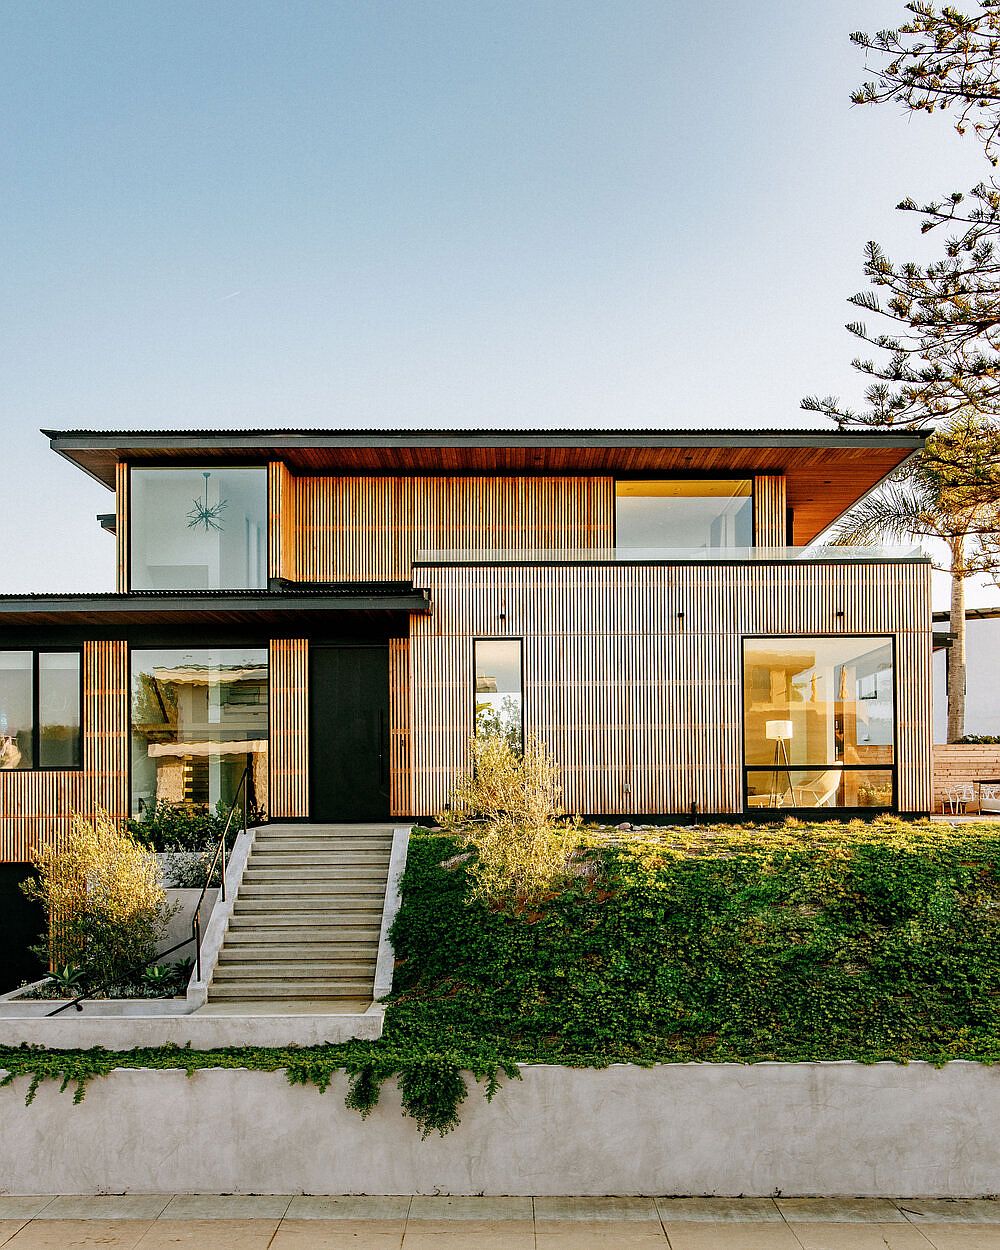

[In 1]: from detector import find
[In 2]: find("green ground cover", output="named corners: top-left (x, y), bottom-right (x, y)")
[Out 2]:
top-left (4, 818), bottom-right (1000, 1135)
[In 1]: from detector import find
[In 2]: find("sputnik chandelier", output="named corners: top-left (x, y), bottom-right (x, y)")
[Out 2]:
top-left (186, 471), bottom-right (228, 531)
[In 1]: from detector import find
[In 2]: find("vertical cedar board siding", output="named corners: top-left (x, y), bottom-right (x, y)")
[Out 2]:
top-left (267, 461), bottom-right (297, 582)
top-left (287, 476), bottom-right (615, 581)
top-left (115, 462), bottom-right (129, 593)
top-left (753, 475), bottom-right (786, 547)
top-left (389, 638), bottom-right (412, 817)
top-left (408, 562), bottom-right (933, 817)
top-left (269, 639), bottom-right (309, 819)
top-left (0, 641), bottom-right (129, 863)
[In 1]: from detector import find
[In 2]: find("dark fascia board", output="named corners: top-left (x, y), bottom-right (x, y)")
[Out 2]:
top-left (43, 427), bottom-right (929, 452)
top-left (97, 513), bottom-right (116, 535)
top-left (932, 606), bottom-right (1000, 622)
top-left (0, 589), bottom-right (431, 616)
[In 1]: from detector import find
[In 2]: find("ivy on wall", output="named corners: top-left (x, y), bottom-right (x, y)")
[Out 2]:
top-left (5, 818), bottom-right (1000, 1135)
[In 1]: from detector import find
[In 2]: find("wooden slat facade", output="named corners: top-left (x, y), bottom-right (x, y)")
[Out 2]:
top-left (753, 475), bottom-right (787, 547)
top-left (289, 475), bottom-right (614, 581)
top-left (268, 638), bottom-right (309, 818)
top-left (407, 562), bottom-right (934, 817)
top-left (388, 637), bottom-right (412, 817)
top-left (267, 461), bottom-right (297, 582)
top-left (0, 641), bottom-right (129, 862)
top-left (115, 462), bottom-right (129, 592)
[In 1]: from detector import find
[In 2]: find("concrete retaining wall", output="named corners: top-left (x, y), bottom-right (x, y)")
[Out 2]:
top-left (2, 1061), bottom-right (1000, 1197)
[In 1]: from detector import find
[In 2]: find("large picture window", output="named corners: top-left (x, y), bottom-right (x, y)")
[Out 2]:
top-left (130, 467), bottom-right (267, 591)
top-left (743, 637), bottom-right (894, 810)
top-left (130, 648), bottom-right (268, 815)
top-left (616, 479), bottom-right (752, 550)
top-left (0, 651), bottom-right (81, 770)
top-left (474, 639), bottom-right (523, 751)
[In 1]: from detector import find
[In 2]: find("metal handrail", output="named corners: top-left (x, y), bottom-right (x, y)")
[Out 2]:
top-left (46, 764), bottom-right (252, 1016)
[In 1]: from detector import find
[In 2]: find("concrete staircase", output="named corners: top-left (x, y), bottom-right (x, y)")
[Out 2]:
top-left (207, 823), bottom-right (394, 1004)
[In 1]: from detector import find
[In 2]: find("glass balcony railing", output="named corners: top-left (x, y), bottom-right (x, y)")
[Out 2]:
top-left (413, 544), bottom-right (927, 565)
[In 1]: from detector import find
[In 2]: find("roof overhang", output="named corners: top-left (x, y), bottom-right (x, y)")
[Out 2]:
top-left (0, 587), bottom-right (430, 628)
top-left (42, 426), bottom-right (927, 546)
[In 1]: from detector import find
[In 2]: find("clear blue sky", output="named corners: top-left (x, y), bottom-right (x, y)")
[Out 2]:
top-left (0, 1), bottom-right (991, 600)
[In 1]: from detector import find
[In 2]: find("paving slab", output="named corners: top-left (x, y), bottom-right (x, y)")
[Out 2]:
top-left (534, 1196), bottom-right (660, 1221)
top-left (656, 1198), bottom-right (782, 1222)
top-left (901, 1201), bottom-right (1000, 1224)
top-left (272, 1221), bottom-right (405, 1249)
top-left (158, 1195), bottom-right (293, 1220)
top-left (39, 1196), bottom-right (171, 1220)
top-left (407, 1195), bottom-right (532, 1220)
top-left (133, 1218), bottom-right (282, 1249)
top-left (778, 1198), bottom-right (908, 1223)
top-left (789, 1221), bottom-right (933, 1249)
top-left (5, 1218), bottom-right (153, 1248)
top-left (285, 1197), bottom-right (410, 1220)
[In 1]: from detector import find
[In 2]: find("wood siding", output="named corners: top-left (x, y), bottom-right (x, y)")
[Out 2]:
top-left (932, 744), bottom-right (1000, 812)
top-left (388, 638), bottom-right (412, 817)
top-left (408, 562), bottom-right (934, 816)
top-left (0, 641), bottom-right (129, 862)
top-left (268, 638), bottom-right (309, 818)
top-left (753, 475), bottom-right (787, 547)
top-left (287, 475), bottom-right (614, 582)
top-left (267, 461), bottom-right (297, 582)
top-left (115, 462), bottom-right (129, 592)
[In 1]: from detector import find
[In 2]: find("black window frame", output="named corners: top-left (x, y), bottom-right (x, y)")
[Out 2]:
top-left (0, 648), bottom-right (84, 773)
top-left (613, 476), bottom-right (757, 550)
top-left (740, 633), bottom-right (898, 814)
top-left (472, 637), bottom-right (525, 752)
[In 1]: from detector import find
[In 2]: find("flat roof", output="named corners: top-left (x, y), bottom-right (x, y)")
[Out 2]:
top-left (42, 425), bottom-right (927, 546)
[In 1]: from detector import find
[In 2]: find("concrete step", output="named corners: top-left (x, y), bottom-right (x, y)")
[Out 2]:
top-left (232, 898), bottom-right (384, 915)
top-left (243, 868), bottom-right (388, 884)
top-left (208, 982), bottom-right (371, 1000)
top-left (214, 959), bottom-right (375, 977)
top-left (250, 850), bottom-right (390, 860)
top-left (225, 924), bottom-right (381, 941)
top-left (218, 945), bottom-right (376, 962)
top-left (253, 833), bottom-right (393, 846)
top-left (238, 881), bottom-right (386, 896)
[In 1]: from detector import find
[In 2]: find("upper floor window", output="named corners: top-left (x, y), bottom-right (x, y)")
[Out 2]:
top-left (615, 479), bottom-right (752, 550)
top-left (474, 639), bottom-right (523, 751)
top-left (0, 650), bottom-right (82, 770)
top-left (130, 467), bottom-right (267, 591)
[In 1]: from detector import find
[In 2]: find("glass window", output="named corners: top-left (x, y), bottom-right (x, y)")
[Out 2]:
top-left (743, 637), bottom-right (894, 810)
top-left (474, 639), bottom-right (523, 750)
top-left (130, 648), bottom-right (268, 815)
top-left (0, 651), bottom-right (81, 770)
top-left (0, 651), bottom-right (34, 770)
top-left (130, 467), bottom-right (267, 590)
top-left (38, 653), bottom-right (82, 768)
top-left (616, 479), bottom-right (752, 550)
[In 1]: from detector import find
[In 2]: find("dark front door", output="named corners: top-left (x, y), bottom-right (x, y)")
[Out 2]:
top-left (310, 645), bottom-right (390, 822)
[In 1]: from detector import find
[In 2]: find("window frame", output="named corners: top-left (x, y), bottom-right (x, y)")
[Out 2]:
top-left (613, 476), bottom-right (757, 551)
top-left (0, 648), bottom-right (84, 773)
top-left (740, 633), bottom-right (898, 814)
top-left (472, 637), bottom-right (525, 752)
top-left (127, 463), bottom-right (270, 593)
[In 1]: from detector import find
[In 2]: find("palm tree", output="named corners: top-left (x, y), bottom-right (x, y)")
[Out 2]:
top-left (831, 412), bottom-right (1000, 741)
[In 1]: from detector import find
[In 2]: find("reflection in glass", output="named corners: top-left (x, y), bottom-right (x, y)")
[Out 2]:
top-left (0, 651), bottom-right (33, 770)
top-left (38, 653), bottom-right (81, 768)
top-left (130, 467), bottom-right (267, 590)
top-left (616, 480), bottom-right (752, 549)
top-left (474, 640), bottom-right (522, 750)
top-left (743, 637), bottom-right (894, 809)
top-left (130, 648), bottom-right (269, 815)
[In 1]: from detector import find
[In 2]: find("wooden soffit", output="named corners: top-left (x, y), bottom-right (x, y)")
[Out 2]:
top-left (44, 428), bottom-right (925, 545)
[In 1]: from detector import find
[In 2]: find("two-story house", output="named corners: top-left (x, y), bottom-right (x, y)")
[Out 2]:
top-left (0, 427), bottom-right (932, 886)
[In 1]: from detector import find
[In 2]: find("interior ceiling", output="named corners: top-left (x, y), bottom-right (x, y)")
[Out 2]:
top-left (45, 431), bottom-right (923, 546)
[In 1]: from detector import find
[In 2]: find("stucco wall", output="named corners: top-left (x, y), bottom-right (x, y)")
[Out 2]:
top-left (2, 1062), bottom-right (999, 1197)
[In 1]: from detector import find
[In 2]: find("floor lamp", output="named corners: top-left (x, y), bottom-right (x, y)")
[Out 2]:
top-left (765, 719), bottom-right (794, 807)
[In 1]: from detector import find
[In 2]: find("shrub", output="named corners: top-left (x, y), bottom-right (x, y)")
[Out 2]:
top-left (23, 811), bottom-right (176, 985)
top-left (958, 734), bottom-right (1000, 745)
top-left (440, 733), bottom-right (571, 907)
top-left (126, 799), bottom-right (229, 852)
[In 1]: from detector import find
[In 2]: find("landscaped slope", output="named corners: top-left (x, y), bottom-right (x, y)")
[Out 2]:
top-left (387, 820), bottom-right (1000, 1065)
top-left (6, 819), bottom-right (1000, 1135)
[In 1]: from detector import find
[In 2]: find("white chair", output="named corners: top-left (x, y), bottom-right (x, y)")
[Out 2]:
top-left (979, 783), bottom-right (1000, 815)
top-left (942, 783), bottom-right (976, 815)
top-left (793, 768), bottom-right (843, 808)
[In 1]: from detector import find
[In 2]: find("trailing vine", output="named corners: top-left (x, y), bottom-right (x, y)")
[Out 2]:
top-left (5, 818), bottom-right (1000, 1134)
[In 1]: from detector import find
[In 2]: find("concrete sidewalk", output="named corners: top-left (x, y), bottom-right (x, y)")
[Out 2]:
top-left (0, 1196), bottom-right (999, 1248)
